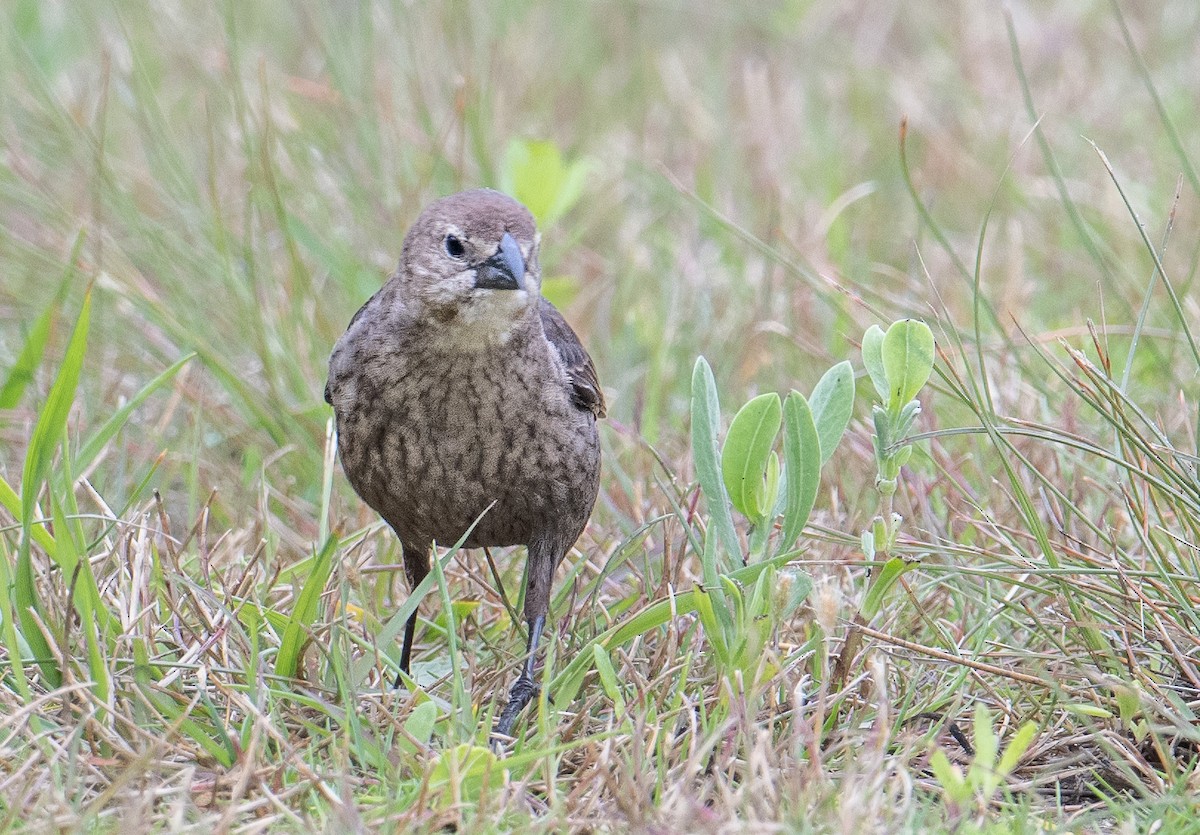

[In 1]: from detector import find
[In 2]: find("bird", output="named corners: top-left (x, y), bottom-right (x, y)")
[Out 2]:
top-left (324, 188), bottom-right (605, 736)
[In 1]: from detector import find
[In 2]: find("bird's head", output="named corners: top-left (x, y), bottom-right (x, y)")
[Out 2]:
top-left (397, 189), bottom-right (541, 342)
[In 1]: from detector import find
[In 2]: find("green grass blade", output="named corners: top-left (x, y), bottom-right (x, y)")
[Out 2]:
top-left (0, 524), bottom-right (32, 701)
top-left (1107, 0), bottom-right (1200, 198)
top-left (552, 548), bottom-right (800, 706)
top-left (54, 432), bottom-right (122, 640)
top-left (19, 288), bottom-right (91, 515)
top-left (1088, 141), bottom-right (1200, 371)
top-left (0, 475), bottom-right (57, 558)
top-left (318, 416), bottom-right (336, 546)
top-left (350, 514), bottom-right (487, 686)
top-left (131, 665), bottom-right (236, 770)
top-left (430, 540), bottom-right (471, 742)
top-left (591, 644), bottom-right (627, 715)
top-left (16, 288), bottom-right (92, 688)
top-left (0, 299), bottom-right (54, 410)
top-left (1004, 11), bottom-right (1115, 282)
top-left (274, 534), bottom-right (338, 678)
top-left (72, 352), bottom-right (196, 476)
top-left (0, 232), bottom-right (81, 408)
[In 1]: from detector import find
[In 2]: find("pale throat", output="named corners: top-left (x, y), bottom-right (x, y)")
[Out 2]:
top-left (428, 290), bottom-right (538, 350)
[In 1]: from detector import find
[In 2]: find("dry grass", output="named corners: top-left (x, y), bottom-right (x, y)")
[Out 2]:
top-left (2, 1), bottom-right (1200, 831)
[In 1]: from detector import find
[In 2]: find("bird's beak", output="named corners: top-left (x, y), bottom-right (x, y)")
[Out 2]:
top-left (474, 232), bottom-right (526, 291)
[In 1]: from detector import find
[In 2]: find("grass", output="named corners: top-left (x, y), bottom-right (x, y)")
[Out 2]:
top-left (2, 0), bottom-right (1200, 831)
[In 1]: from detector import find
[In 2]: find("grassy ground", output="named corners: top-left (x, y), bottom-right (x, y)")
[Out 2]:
top-left (2, 0), bottom-right (1199, 831)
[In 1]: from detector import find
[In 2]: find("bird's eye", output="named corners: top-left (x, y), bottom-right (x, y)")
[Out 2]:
top-left (444, 235), bottom-right (466, 259)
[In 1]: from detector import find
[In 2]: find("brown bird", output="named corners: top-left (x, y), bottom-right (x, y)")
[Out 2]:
top-left (325, 189), bottom-right (604, 735)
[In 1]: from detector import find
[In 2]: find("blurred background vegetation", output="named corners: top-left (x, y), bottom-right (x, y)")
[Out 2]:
top-left (5, 0), bottom-right (1195, 528)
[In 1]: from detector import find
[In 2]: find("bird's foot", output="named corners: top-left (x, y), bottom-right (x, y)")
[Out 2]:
top-left (492, 674), bottom-right (540, 743)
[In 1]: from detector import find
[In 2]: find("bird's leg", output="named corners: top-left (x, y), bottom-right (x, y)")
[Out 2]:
top-left (495, 543), bottom-right (556, 736)
top-left (494, 613), bottom-right (545, 736)
top-left (395, 542), bottom-right (430, 687)
top-left (397, 610), bottom-right (418, 680)
top-left (520, 614), bottom-right (546, 684)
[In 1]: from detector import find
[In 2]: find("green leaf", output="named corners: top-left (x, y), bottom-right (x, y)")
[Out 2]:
top-left (431, 599), bottom-right (481, 632)
top-left (860, 529), bottom-right (876, 560)
top-left (500, 139), bottom-right (589, 228)
top-left (1113, 683), bottom-right (1140, 724)
top-left (698, 531), bottom-right (734, 634)
top-left (427, 744), bottom-right (503, 807)
top-left (809, 360), bottom-right (856, 465)
top-left (777, 391), bottom-right (820, 555)
top-left (777, 568), bottom-right (814, 619)
top-left (872, 516), bottom-right (890, 553)
top-left (1063, 703), bottom-right (1113, 718)
top-left (552, 549), bottom-right (801, 706)
top-left (718, 575), bottom-right (745, 625)
top-left (881, 319), bottom-right (935, 411)
top-left (274, 535), bottom-right (337, 678)
top-left (690, 357), bottom-right (742, 564)
top-left (929, 750), bottom-right (970, 803)
top-left (861, 325), bottom-right (888, 402)
top-left (406, 700), bottom-right (438, 742)
top-left (971, 702), bottom-right (999, 778)
top-left (692, 584), bottom-right (730, 665)
top-left (995, 721), bottom-right (1038, 776)
top-left (395, 699), bottom-right (438, 755)
top-left (746, 564), bottom-right (774, 620)
top-left (860, 556), bottom-right (920, 620)
top-left (895, 400), bottom-right (923, 438)
top-left (721, 392), bottom-right (782, 521)
top-left (761, 452), bottom-right (780, 522)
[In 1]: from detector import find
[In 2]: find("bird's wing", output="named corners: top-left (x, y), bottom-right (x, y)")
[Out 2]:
top-left (539, 297), bottom-right (606, 418)
top-left (324, 291), bottom-right (383, 405)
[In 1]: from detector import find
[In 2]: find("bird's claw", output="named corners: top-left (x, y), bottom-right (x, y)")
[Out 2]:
top-left (493, 674), bottom-right (540, 742)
